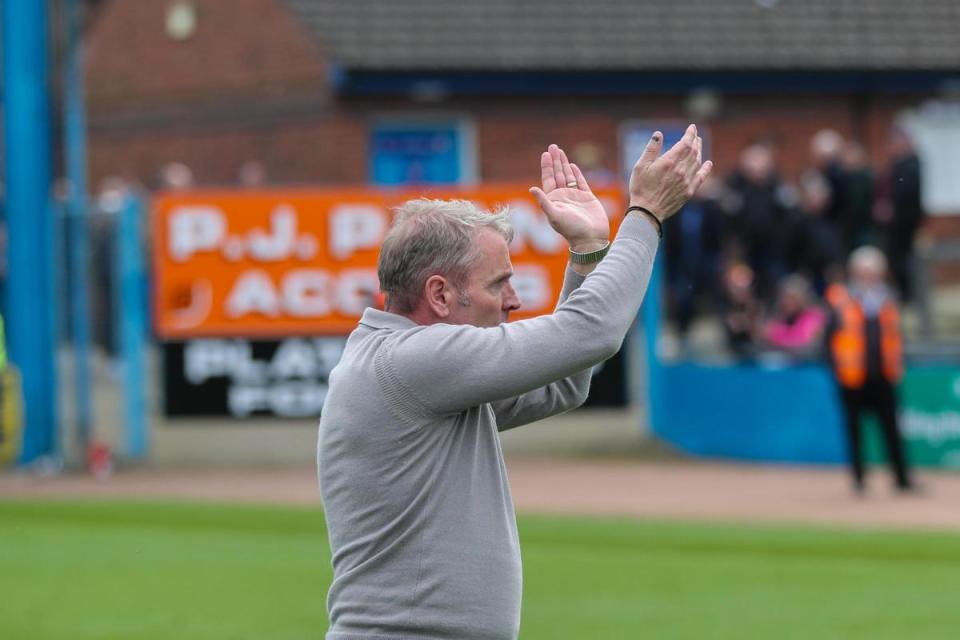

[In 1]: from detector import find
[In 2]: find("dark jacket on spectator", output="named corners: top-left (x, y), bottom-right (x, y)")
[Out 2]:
top-left (786, 210), bottom-right (843, 295)
top-left (725, 171), bottom-right (792, 297)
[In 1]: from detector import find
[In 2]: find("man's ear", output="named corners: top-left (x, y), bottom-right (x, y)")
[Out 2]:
top-left (424, 275), bottom-right (453, 318)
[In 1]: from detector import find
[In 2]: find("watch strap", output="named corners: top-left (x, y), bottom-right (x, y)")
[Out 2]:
top-left (568, 241), bottom-right (610, 264)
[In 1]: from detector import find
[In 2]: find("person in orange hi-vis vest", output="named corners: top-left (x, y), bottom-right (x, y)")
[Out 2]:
top-left (825, 246), bottom-right (914, 494)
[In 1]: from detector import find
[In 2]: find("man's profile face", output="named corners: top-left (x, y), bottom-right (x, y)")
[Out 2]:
top-left (448, 228), bottom-right (521, 328)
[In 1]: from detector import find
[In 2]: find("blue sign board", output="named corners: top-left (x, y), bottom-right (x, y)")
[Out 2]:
top-left (370, 123), bottom-right (465, 186)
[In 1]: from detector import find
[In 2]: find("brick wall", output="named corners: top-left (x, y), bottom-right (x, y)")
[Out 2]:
top-left (86, 0), bottom-right (328, 111)
top-left (84, 1), bottom-right (953, 246)
top-left (86, 0), bottom-right (338, 187)
top-left (375, 94), bottom-right (930, 188)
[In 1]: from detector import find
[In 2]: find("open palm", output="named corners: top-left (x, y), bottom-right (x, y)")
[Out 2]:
top-left (530, 145), bottom-right (610, 250)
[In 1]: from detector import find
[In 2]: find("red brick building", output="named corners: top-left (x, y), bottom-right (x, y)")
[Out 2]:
top-left (86, 0), bottom-right (960, 236)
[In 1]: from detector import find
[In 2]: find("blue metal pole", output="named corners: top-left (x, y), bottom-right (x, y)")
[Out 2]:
top-left (115, 195), bottom-right (148, 459)
top-left (64, 0), bottom-right (93, 450)
top-left (2, 0), bottom-right (59, 463)
top-left (641, 254), bottom-right (664, 434)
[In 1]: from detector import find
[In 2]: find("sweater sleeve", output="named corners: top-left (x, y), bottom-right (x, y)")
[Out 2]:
top-left (376, 213), bottom-right (659, 417)
top-left (490, 265), bottom-right (594, 431)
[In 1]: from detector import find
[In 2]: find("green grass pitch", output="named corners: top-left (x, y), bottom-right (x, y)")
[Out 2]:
top-left (2, 499), bottom-right (959, 639)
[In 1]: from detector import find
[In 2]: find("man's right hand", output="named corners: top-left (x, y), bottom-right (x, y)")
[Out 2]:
top-left (628, 124), bottom-right (713, 221)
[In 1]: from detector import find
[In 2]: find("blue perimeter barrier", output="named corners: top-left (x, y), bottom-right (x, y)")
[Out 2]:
top-left (650, 362), bottom-right (847, 464)
top-left (639, 256), bottom-right (960, 467)
top-left (640, 254), bottom-right (849, 464)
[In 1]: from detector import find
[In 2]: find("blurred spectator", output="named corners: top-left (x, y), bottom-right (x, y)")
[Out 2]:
top-left (571, 143), bottom-right (616, 188)
top-left (785, 172), bottom-right (844, 295)
top-left (158, 162), bottom-right (195, 191)
top-left (660, 129), bottom-right (925, 357)
top-left (825, 247), bottom-right (913, 494)
top-left (761, 275), bottom-right (825, 360)
top-left (725, 144), bottom-right (792, 300)
top-left (838, 141), bottom-right (877, 253)
top-left (874, 126), bottom-right (926, 302)
top-left (721, 263), bottom-right (762, 359)
top-left (238, 160), bottom-right (268, 187)
top-left (90, 177), bottom-right (133, 357)
top-left (663, 176), bottom-right (724, 340)
top-left (96, 176), bottom-right (130, 212)
top-left (810, 128), bottom-right (848, 228)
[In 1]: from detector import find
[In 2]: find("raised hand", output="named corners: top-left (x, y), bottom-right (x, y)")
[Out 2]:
top-left (529, 144), bottom-right (610, 252)
top-left (628, 124), bottom-right (713, 221)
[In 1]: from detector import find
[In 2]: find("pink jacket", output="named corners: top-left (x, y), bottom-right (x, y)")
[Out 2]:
top-left (764, 307), bottom-right (826, 350)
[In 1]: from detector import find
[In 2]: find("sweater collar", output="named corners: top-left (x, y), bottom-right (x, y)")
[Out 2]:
top-left (358, 308), bottom-right (420, 330)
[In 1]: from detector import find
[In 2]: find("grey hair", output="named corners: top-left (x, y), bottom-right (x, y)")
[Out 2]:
top-left (849, 245), bottom-right (887, 275)
top-left (377, 198), bottom-right (513, 313)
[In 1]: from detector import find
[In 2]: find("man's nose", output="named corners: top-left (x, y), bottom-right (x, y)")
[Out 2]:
top-left (503, 282), bottom-right (521, 311)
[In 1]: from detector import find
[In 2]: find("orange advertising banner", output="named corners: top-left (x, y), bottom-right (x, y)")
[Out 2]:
top-left (153, 186), bottom-right (625, 338)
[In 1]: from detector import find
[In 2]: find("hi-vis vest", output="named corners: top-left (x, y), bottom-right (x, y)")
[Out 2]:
top-left (826, 284), bottom-right (903, 388)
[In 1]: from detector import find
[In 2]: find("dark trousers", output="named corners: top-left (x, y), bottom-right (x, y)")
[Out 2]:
top-left (839, 378), bottom-right (911, 490)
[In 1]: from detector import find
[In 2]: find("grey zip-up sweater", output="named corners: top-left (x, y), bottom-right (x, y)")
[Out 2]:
top-left (318, 213), bottom-right (659, 639)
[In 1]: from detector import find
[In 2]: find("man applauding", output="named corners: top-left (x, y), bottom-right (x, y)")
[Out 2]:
top-left (318, 126), bottom-right (711, 640)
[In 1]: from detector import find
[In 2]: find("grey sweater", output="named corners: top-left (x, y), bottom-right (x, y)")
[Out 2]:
top-left (318, 213), bottom-right (659, 639)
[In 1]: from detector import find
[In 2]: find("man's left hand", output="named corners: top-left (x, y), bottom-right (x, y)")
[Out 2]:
top-left (530, 144), bottom-right (610, 252)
